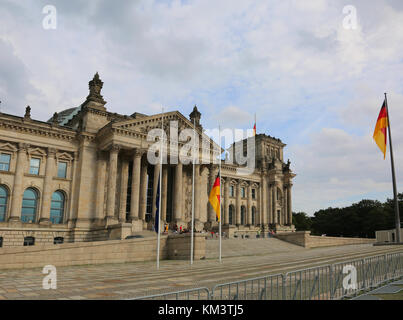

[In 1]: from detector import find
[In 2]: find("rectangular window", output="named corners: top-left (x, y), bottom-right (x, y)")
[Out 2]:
top-left (252, 189), bottom-right (256, 199)
top-left (57, 162), bottom-right (67, 178)
top-left (230, 186), bottom-right (234, 197)
top-left (29, 158), bottom-right (41, 175)
top-left (0, 154), bottom-right (11, 171)
top-left (241, 187), bottom-right (245, 198)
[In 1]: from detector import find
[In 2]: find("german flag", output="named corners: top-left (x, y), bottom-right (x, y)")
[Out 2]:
top-left (208, 173), bottom-right (221, 222)
top-left (253, 123), bottom-right (256, 136)
top-left (373, 100), bottom-right (388, 159)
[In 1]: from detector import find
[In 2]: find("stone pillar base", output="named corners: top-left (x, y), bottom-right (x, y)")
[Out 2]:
top-left (194, 220), bottom-right (205, 232)
top-left (105, 216), bottom-right (119, 227)
top-left (131, 219), bottom-right (143, 233)
top-left (108, 223), bottom-right (132, 240)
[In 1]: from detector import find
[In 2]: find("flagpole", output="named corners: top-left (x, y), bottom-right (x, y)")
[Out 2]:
top-left (384, 93), bottom-right (401, 243)
top-left (157, 108), bottom-right (164, 269)
top-left (191, 118), bottom-right (196, 265)
top-left (219, 125), bottom-right (222, 263)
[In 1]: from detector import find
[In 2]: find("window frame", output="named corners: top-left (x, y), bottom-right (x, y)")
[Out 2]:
top-left (0, 153), bottom-right (11, 172)
top-left (21, 188), bottom-right (38, 223)
top-left (29, 158), bottom-right (41, 175)
top-left (57, 161), bottom-right (68, 179)
top-left (0, 185), bottom-right (8, 222)
top-left (50, 191), bottom-right (65, 224)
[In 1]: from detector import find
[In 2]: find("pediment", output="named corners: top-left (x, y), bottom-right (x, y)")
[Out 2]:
top-left (112, 111), bottom-right (222, 153)
top-left (0, 142), bottom-right (17, 152)
top-left (56, 152), bottom-right (73, 161)
top-left (28, 147), bottom-right (46, 157)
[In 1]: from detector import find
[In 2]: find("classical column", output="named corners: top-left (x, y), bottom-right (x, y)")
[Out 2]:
top-left (119, 159), bottom-right (129, 222)
top-left (208, 165), bottom-right (218, 223)
top-left (68, 152), bottom-right (78, 225)
top-left (9, 143), bottom-right (29, 222)
top-left (152, 164), bottom-right (160, 219)
top-left (200, 166), bottom-right (208, 223)
top-left (106, 145), bottom-right (120, 220)
top-left (95, 151), bottom-right (106, 222)
top-left (194, 164), bottom-right (200, 222)
top-left (236, 181), bottom-right (241, 225)
top-left (261, 172), bottom-right (267, 227)
top-left (39, 148), bottom-right (57, 224)
top-left (288, 184), bottom-right (293, 226)
top-left (129, 150), bottom-right (142, 221)
top-left (247, 183), bottom-right (252, 226)
top-left (224, 178), bottom-right (230, 225)
top-left (173, 162), bottom-right (183, 223)
top-left (273, 183), bottom-right (278, 224)
top-left (161, 165), bottom-right (168, 223)
top-left (139, 158), bottom-right (148, 222)
top-left (283, 187), bottom-right (288, 225)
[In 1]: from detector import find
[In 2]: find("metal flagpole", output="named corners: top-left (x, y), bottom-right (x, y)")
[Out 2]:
top-left (157, 108), bottom-right (164, 269)
top-left (219, 125), bottom-right (222, 263)
top-left (384, 93), bottom-right (401, 243)
top-left (191, 118), bottom-right (196, 265)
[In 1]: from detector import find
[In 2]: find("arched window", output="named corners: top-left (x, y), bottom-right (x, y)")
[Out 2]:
top-left (0, 185), bottom-right (8, 222)
top-left (252, 207), bottom-right (256, 226)
top-left (241, 206), bottom-right (246, 225)
top-left (229, 205), bottom-right (234, 225)
top-left (50, 191), bottom-right (65, 224)
top-left (21, 188), bottom-right (38, 223)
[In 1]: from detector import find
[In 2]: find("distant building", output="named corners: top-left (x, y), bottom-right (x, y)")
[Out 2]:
top-left (0, 73), bottom-right (296, 247)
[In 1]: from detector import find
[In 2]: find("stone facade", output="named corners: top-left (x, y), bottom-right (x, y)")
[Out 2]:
top-left (0, 73), bottom-right (296, 248)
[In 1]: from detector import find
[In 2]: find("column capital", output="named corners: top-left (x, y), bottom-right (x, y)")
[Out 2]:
top-left (18, 143), bottom-right (30, 152)
top-left (110, 144), bottom-right (121, 154)
top-left (133, 148), bottom-right (145, 158)
top-left (47, 148), bottom-right (57, 157)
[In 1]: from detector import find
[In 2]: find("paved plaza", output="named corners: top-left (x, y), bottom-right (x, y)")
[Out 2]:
top-left (0, 239), bottom-right (402, 300)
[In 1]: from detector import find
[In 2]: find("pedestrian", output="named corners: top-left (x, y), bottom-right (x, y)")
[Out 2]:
top-left (180, 225), bottom-right (183, 233)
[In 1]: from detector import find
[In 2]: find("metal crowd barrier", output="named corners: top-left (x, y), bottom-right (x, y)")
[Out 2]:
top-left (131, 252), bottom-right (403, 300)
top-left (211, 273), bottom-right (283, 300)
top-left (130, 287), bottom-right (211, 300)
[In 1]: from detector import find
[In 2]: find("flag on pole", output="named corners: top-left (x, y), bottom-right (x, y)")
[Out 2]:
top-left (208, 173), bottom-right (221, 222)
top-left (154, 173), bottom-right (161, 233)
top-left (373, 100), bottom-right (388, 159)
top-left (253, 113), bottom-right (256, 136)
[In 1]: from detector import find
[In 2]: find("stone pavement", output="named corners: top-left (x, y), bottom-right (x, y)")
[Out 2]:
top-left (0, 241), bottom-right (401, 300)
top-left (352, 279), bottom-right (403, 300)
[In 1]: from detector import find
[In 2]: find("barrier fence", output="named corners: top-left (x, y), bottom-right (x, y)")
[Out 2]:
top-left (130, 251), bottom-right (403, 300)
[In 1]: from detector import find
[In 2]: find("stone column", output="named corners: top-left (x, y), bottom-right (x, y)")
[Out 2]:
top-left (200, 166), bottom-right (208, 224)
top-left (67, 152), bottom-right (78, 225)
top-left (119, 159), bottom-right (129, 222)
top-left (208, 165), bottom-right (218, 224)
top-left (267, 183), bottom-right (272, 225)
top-left (106, 145), bottom-right (120, 221)
top-left (129, 150), bottom-right (142, 221)
top-left (173, 163), bottom-right (183, 223)
top-left (224, 178), bottom-right (230, 225)
top-left (152, 164), bottom-right (160, 219)
top-left (261, 172), bottom-right (267, 227)
top-left (139, 158), bottom-right (148, 222)
top-left (288, 184), bottom-right (293, 226)
top-left (273, 184), bottom-right (278, 224)
top-left (161, 165), bottom-right (168, 223)
top-left (95, 151), bottom-right (106, 223)
top-left (236, 181), bottom-right (241, 225)
top-left (283, 187), bottom-right (288, 225)
top-left (247, 183), bottom-right (252, 226)
top-left (9, 143), bottom-right (29, 222)
top-left (194, 164), bottom-right (200, 223)
top-left (39, 148), bottom-right (57, 224)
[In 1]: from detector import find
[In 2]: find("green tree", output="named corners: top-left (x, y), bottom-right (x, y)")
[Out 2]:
top-left (292, 212), bottom-right (312, 231)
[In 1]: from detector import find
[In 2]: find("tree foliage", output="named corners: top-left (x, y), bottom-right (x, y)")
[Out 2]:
top-left (292, 193), bottom-right (402, 238)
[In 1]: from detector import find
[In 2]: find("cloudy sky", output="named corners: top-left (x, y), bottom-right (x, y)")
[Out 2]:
top-left (1, 0), bottom-right (403, 215)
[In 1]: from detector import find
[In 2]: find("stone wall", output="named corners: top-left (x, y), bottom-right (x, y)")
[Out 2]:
top-left (274, 231), bottom-right (375, 248)
top-left (0, 233), bottom-right (206, 270)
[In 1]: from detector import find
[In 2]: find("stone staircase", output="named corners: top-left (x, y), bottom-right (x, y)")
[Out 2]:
top-left (205, 237), bottom-right (306, 259)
